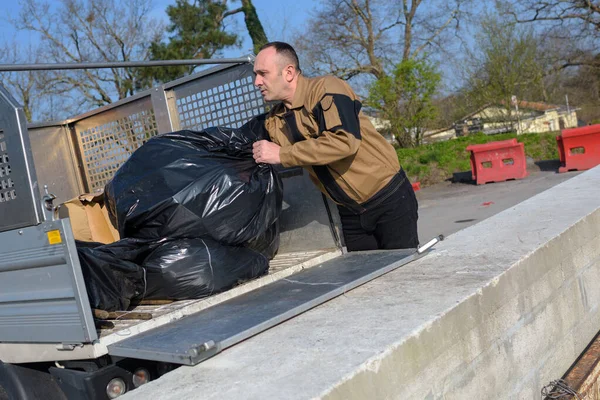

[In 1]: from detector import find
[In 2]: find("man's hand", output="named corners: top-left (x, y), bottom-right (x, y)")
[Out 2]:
top-left (253, 140), bottom-right (281, 164)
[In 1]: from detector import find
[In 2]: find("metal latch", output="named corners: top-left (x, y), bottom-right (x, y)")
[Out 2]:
top-left (56, 343), bottom-right (83, 351)
top-left (41, 185), bottom-right (59, 222)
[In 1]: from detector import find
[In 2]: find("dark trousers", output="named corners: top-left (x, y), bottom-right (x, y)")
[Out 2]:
top-left (338, 173), bottom-right (419, 252)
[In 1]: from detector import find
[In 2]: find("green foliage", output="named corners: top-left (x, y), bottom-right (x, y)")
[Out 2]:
top-left (136, 0), bottom-right (269, 88)
top-left (136, 0), bottom-right (240, 87)
top-left (240, 0), bottom-right (268, 54)
top-left (366, 58), bottom-right (441, 148)
top-left (466, 16), bottom-right (546, 114)
top-left (398, 132), bottom-right (560, 185)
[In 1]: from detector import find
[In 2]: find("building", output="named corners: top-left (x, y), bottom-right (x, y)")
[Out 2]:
top-left (366, 115), bottom-right (394, 144)
top-left (425, 100), bottom-right (579, 142)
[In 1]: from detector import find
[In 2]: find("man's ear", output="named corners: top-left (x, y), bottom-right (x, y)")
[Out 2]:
top-left (284, 65), bottom-right (295, 82)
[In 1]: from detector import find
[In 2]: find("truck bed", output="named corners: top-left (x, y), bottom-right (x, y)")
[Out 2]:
top-left (97, 249), bottom-right (341, 346)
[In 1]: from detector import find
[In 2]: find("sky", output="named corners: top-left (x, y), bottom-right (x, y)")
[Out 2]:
top-left (0, 0), bottom-right (321, 120)
top-left (0, 0), bottom-right (476, 120)
top-left (0, 0), bottom-right (320, 60)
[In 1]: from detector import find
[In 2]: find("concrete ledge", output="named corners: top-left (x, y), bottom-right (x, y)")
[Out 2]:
top-left (125, 167), bottom-right (600, 400)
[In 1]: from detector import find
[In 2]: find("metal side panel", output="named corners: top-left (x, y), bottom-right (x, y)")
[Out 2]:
top-left (277, 171), bottom-right (340, 254)
top-left (0, 219), bottom-right (97, 344)
top-left (108, 249), bottom-right (420, 365)
top-left (0, 84), bottom-right (43, 232)
top-left (28, 124), bottom-right (84, 204)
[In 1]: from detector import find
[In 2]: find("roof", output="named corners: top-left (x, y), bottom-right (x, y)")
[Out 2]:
top-left (457, 100), bottom-right (564, 123)
top-left (499, 100), bottom-right (561, 112)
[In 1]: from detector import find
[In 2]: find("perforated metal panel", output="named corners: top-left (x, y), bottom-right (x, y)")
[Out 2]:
top-left (73, 96), bottom-right (158, 192)
top-left (172, 63), bottom-right (268, 130)
top-left (68, 64), bottom-right (269, 193)
top-left (0, 131), bottom-right (16, 202)
top-left (0, 84), bottom-right (43, 231)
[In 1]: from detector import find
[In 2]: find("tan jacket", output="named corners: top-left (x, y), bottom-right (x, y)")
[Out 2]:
top-left (264, 74), bottom-right (401, 210)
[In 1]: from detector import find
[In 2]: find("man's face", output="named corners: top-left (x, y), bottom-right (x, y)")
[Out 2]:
top-left (253, 47), bottom-right (287, 102)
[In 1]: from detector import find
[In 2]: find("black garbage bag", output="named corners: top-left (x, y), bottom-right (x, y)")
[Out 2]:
top-left (244, 221), bottom-right (280, 260)
top-left (76, 238), bottom-right (160, 311)
top-left (80, 115), bottom-right (281, 307)
top-left (104, 115), bottom-right (283, 252)
top-left (142, 238), bottom-right (269, 300)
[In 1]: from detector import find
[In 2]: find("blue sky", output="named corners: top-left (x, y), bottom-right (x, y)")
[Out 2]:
top-left (0, 0), bottom-right (320, 59)
top-left (0, 0), bottom-right (475, 119)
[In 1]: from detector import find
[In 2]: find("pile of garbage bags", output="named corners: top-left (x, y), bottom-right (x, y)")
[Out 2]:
top-left (77, 115), bottom-right (283, 311)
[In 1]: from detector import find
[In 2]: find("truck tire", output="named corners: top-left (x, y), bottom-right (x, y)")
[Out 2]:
top-left (0, 362), bottom-right (67, 400)
top-left (0, 384), bottom-right (9, 400)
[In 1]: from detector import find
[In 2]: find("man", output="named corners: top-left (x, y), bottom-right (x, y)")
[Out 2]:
top-left (252, 41), bottom-right (418, 251)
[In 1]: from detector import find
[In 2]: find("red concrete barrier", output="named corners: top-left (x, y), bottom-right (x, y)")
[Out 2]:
top-left (557, 124), bottom-right (600, 173)
top-left (466, 139), bottom-right (528, 185)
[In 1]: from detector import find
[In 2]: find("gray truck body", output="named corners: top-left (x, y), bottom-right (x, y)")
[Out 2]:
top-left (0, 60), bottom-right (433, 400)
top-left (0, 61), bottom-right (348, 365)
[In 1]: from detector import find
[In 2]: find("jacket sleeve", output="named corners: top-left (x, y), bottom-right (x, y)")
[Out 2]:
top-left (279, 77), bottom-right (363, 168)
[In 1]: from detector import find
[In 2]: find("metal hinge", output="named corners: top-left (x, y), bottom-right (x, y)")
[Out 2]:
top-left (186, 340), bottom-right (218, 363)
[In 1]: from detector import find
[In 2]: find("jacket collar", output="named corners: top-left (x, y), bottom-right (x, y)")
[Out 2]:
top-left (290, 74), bottom-right (307, 109)
top-left (271, 74), bottom-right (307, 117)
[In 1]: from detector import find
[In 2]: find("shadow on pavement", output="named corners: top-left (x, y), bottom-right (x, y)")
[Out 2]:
top-left (534, 159), bottom-right (561, 172)
top-left (450, 171), bottom-right (474, 184)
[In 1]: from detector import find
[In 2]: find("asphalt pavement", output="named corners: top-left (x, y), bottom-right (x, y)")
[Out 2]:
top-left (416, 160), bottom-right (582, 243)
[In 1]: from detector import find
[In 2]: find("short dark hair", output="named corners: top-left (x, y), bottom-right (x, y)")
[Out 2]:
top-left (259, 41), bottom-right (301, 73)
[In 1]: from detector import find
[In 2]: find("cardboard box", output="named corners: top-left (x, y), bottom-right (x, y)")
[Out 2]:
top-left (59, 193), bottom-right (120, 244)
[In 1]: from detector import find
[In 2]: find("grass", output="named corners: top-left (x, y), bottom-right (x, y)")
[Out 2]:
top-left (398, 132), bottom-right (561, 186)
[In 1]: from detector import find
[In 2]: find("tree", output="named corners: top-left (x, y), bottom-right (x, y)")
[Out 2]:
top-left (541, 57), bottom-right (600, 123)
top-left (504, 0), bottom-right (600, 70)
top-left (294, 0), bottom-right (469, 148)
top-left (295, 0), bottom-right (468, 83)
top-left (137, 0), bottom-right (239, 87)
top-left (505, 0), bottom-right (600, 40)
top-left (0, 43), bottom-right (39, 122)
top-left (493, 0), bottom-right (600, 124)
top-left (367, 58), bottom-right (440, 146)
top-left (139, 0), bottom-right (268, 87)
top-left (239, 0), bottom-right (268, 54)
top-left (0, 42), bottom-right (66, 122)
top-left (463, 16), bottom-right (547, 126)
top-left (13, 0), bottom-right (164, 113)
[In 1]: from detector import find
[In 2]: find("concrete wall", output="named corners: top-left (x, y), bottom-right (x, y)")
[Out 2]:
top-left (125, 167), bottom-right (600, 400)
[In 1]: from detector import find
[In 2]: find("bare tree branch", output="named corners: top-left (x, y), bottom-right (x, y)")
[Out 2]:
top-left (10, 0), bottom-right (163, 117)
top-left (295, 0), bottom-right (471, 90)
top-left (413, 10), bottom-right (457, 58)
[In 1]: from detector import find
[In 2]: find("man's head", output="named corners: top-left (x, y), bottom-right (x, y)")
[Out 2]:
top-left (254, 42), bottom-right (301, 105)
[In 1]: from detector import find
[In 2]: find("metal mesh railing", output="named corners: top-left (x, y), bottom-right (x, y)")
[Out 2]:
top-left (176, 75), bottom-right (266, 130)
top-left (29, 62), bottom-right (266, 195)
top-left (72, 63), bottom-right (265, 192)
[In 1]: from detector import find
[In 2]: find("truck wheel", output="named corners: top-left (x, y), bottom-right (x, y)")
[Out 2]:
top-left (0, 384), bottom-right (9, 400)
top-left (0, 362), bottom-right (66, 400)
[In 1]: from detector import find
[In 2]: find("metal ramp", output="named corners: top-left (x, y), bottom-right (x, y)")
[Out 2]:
top-left (108, 248), bottom-right (424, 365)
